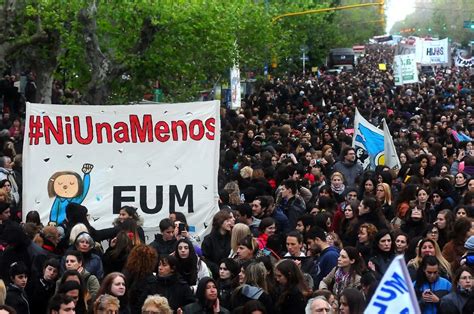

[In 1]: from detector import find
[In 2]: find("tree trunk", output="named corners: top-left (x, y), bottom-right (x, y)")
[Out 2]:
top-left (78, 0), bottom-right (160, 105)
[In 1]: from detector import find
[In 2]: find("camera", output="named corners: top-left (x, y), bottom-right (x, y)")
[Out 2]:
top-left (178, 223), bottom-right (186, 233)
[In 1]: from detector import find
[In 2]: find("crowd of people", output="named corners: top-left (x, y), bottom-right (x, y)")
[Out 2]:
top-left (0, 44), bottom-right (473, 314)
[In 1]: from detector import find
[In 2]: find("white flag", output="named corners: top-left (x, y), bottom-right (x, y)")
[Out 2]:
top-left (230, 65), bottom-right (241, 110)
top-left (364, 255), bottom-right (421, 314)
top-left (383, 120), bottom-right (401, 170)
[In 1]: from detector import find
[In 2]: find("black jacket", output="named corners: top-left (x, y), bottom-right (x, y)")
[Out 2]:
top-left (201, 231), bottom-right (231, 276)
top-left (6, 284), bottom-right (30, 314)
top-left (355, 211), bottom-right (389, 232)
top-left (149, 234), bottom-right (177, 256)
top-left (217, 279), bottom-right (233, 310)
top-left (150, 273), bottom-right (195, 311)
top-left (182, 302), bottom-right (230, 314)
top-left (231, 284), bottom-right (274, 313)
top-left (127, 273), bottom-right (157, 314)
top-left (275, 287), bottom-right (305, 314)
top-left (26, 276), bottom-right (56, 314)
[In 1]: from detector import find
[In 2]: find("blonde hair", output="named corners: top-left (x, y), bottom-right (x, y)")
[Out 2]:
top-left (240, 166), bottom-right (253, 179)
top-left (330, 171), bottom-right (345, 183)
top-left (409, 238), bottom-right (452, 278)
top-left (377, 183), bottom-right (392, 206)
top-left (69, 223), bottom-right (89, 245)
top-left (244, 262), bottom-right (268, 292)
top-left (0, 279), bottom-right (5, 305)
top-left (142, 295), bottom-right (172, 314)
top-left (231, 223), bottom-right (251, 253)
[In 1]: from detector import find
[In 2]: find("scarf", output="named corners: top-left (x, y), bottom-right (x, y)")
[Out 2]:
top-left (334, 268), bottom-right (351, 296)
top-left (331, 183), bottom-right (345, 195)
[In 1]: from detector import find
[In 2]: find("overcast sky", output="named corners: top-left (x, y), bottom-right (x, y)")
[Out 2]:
top-left (385, 0), bottom-right (416, 33)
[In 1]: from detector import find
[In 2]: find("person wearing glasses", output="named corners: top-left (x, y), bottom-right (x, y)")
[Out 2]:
top-left (439, 266), bottom-right (473, 314)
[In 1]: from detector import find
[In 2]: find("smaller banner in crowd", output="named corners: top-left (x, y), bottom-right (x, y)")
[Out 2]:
top-left (230, 65), bottom-right (241, 110)
top-left (455, 52), bottom-right (474, 67)
top-left (365, 255), bottom-right (421, 314)
top-left (395, 43), bottom-right (416, 56)
top-left (393, 54), bottom-right (419, 86)
top-left (352, 110), bottom-right (400, 171)
top-left (416, 38), bottom-right (449, 64)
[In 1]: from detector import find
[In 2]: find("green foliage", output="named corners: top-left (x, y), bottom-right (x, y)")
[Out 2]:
top-left (269, 0), bottom-right (383, 74)
top-left (6, 0), bottom-right (385, 104)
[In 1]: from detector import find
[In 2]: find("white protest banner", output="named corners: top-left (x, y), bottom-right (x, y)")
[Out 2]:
top-left (455, 53), bottom-right (474, 67)
top-left (230, 65), bottom-right (241, 110)
top-left (395, 44), bottom-right (416, 56)
top-left (417, 38), bottom-right (449, 64)
top-left (352, 108), bottom-right (384, 170)
top-left (393, 54), bottom-right (419, 86)
top-left (365, 255), bottom-right (421, 314)
top-left (383, 120), bottom-right (401, 170)
top-left (23, 101), bottom-right (221, 238)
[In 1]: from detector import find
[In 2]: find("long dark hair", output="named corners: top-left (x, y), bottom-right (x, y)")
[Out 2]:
top-left (196, 277), bottom-right (218, 309)
top-left (109, 231), bottom-right (133, 259)
top-left (343, 246), bottom-right (366, 277)
top-left (175, 238), bottom-right (198, 285)
top-left (117, 219), bottom-right (141, 245)
top-left (414, 255), bottom-right (439, 293)
top-left (275, 259), bottom-right (310, 307)
top-left (342, 200), bottom-right (360, 235)
top-left (340, 288), bottom-right (365, 314)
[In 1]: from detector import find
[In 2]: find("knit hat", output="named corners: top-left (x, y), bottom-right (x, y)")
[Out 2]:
top-left (465, 235), bottom-right (474, 250)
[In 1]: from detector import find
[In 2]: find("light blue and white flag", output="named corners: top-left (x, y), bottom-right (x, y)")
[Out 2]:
top-left (352, 108), bottom-right (384, 170)
top-left (365, 255), bottom-right (421, 314)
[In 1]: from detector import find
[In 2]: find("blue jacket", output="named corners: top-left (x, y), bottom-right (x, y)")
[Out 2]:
top-left (312, 246), bottom-right (340, 289)
top-left (413, 277), bottom-right (451, 314)
top-left (270, 207), bottom-right (290, 234)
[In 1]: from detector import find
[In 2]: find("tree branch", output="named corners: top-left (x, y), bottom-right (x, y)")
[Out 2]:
top-left (78, 0), bottom-right (162, 104)
top-left (0, 0), bottom-right (48, 66)
top-left (133, 17), bottom-right (161, 55)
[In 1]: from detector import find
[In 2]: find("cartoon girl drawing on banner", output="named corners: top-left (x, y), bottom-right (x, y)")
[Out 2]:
top-left (47, 163), bottom-right (93, 224)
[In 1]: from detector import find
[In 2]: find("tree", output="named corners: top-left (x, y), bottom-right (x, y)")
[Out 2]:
top-left (2, 0), bottom-right (384, 105)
